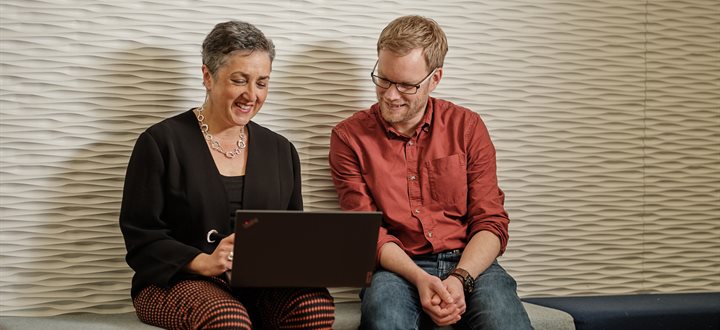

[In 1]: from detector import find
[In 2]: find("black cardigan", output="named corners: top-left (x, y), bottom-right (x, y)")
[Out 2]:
top-left (119, 109), bottom-right (303, 297)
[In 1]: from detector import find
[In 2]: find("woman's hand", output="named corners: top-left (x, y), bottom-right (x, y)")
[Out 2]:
top-left (183, 234), bottom-right (235, 277)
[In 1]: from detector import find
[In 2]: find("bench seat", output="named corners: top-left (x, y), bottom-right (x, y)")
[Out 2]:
top-left (523, 292), bottom-right (720, 330)
top-left (1, 301), bottom-right (574, 330)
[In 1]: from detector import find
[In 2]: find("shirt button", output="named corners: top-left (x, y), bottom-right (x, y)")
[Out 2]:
top-left (408, 141), bottom-right (414, 146)
top-left (409, 175), bottom-right (416, 181)
top-left (414, 208), bottom-right (420, 214)
top-left (427, 231), bottom-right (433, 238)
top-left (423, 127), bottom-right (429, 132)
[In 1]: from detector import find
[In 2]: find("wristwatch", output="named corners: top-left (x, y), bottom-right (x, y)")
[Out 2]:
top-left (448, 267), bottom-right (475, 294)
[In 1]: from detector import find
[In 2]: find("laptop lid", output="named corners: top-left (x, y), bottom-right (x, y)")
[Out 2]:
top-left (230, 210), bottom-right (382, 288)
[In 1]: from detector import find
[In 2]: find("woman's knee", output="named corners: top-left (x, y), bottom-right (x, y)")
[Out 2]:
top-left (259, 288), bottom-right (335, 329)
top-left (291, 289), bottom-right (335, 327)
top-left (133, 280), bottom-right (252, 330)
top-left (202, 304), bottom-right (252, 330)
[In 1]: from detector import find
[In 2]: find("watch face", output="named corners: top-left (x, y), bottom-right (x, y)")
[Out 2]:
top-left (464, 277), bottom-right (474, 293)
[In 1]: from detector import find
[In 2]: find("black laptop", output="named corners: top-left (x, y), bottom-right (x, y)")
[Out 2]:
top-left (230, 210), bottom-right (382, 288)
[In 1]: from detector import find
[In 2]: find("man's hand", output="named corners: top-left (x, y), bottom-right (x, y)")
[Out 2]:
top-left (416, 273), bottom-right (462, 326)
top-left (442, 275), bottom-right (467, 316)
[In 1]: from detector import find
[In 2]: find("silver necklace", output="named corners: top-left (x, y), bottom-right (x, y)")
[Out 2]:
top-left (195, 105), bottom-right (246, 159)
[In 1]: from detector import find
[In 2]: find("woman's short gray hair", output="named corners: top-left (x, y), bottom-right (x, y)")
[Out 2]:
top-left (202, 21), bottom-right (275, 77)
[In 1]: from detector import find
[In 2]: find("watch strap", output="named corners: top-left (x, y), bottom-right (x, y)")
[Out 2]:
top-left (450, 267), bottom-right (474, 293)
top-left (448, 272), bottom-right (465, 285)
top-left (452, 267), bottom-right (471, 280)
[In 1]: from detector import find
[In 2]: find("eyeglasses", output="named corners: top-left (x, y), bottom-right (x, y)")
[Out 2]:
top-left (370, 60), bottom-right (437, 95)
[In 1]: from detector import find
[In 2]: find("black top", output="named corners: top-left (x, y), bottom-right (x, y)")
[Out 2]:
top-left (221, 175), bottom-right (245, 229)
top-left (119, 109), bottom-right (303, 297)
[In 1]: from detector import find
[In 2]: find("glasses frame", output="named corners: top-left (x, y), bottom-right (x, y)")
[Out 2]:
top-left (370, 60), bottom-right (437, 95)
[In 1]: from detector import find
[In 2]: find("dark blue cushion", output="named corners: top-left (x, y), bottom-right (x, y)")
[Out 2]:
top-left (523, 292), bottom-right (720, 330)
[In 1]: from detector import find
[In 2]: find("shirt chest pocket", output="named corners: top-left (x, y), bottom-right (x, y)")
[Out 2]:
top-left (426, 153), bottom-right (467, 206)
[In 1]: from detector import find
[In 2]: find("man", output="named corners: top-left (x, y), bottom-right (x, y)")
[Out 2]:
top-left (329, 15), bottom-right (532, 329)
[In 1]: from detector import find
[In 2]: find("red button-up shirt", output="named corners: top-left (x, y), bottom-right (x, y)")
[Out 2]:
top-left (329, 97), bottom-right (510, 261)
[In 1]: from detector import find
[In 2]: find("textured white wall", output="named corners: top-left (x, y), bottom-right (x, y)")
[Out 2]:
top-left (1, 0), bottom-right (718, 316)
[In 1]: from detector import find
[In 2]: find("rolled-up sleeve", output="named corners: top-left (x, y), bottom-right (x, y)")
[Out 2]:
top-left (464, 116), bottom-right (510, 255)
top-left (328, 125), bottom-right (403, 262)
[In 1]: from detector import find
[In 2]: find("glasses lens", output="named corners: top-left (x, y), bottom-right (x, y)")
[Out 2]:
top-left (396, 84), bottom-right (418, 94)
top-left (372, 75), bottom-right (391, 88)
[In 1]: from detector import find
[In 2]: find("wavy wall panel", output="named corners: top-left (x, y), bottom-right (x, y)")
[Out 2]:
top-left (643, 0), bottom-right (720, 292)
top-left (1, 0), bottom-right (718, 316)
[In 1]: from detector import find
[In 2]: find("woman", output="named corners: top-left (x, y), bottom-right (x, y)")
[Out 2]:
top-left (119, 21), bottom-right (335, 329)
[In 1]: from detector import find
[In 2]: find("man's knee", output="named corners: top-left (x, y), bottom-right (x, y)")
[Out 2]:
top-left (360, 271), bottom-right (421, 329)
top-left (474, 262), bottom-right (519, 295)
top-left (361, 299), bottom-right (420, 330)
top-left (462, 263), bottom-right (531, 330)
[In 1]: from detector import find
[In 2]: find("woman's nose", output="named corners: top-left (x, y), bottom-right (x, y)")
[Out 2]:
top-left (243, 84), bottom-right (256, 100)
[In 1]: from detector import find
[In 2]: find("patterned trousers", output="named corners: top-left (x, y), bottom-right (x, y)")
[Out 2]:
top-left (133, 276), bottom-right (335, 329)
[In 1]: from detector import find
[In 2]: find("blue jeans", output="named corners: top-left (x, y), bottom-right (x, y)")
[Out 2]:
top-left (360, 250), bottom-right (533, 330)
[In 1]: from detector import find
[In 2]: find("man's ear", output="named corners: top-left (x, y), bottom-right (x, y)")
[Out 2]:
top-left (428, 67), bottom-right (443, 92)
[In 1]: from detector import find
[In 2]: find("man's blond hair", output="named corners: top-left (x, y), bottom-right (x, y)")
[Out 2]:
top-left (377, 15), bottom-right (448, 70)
